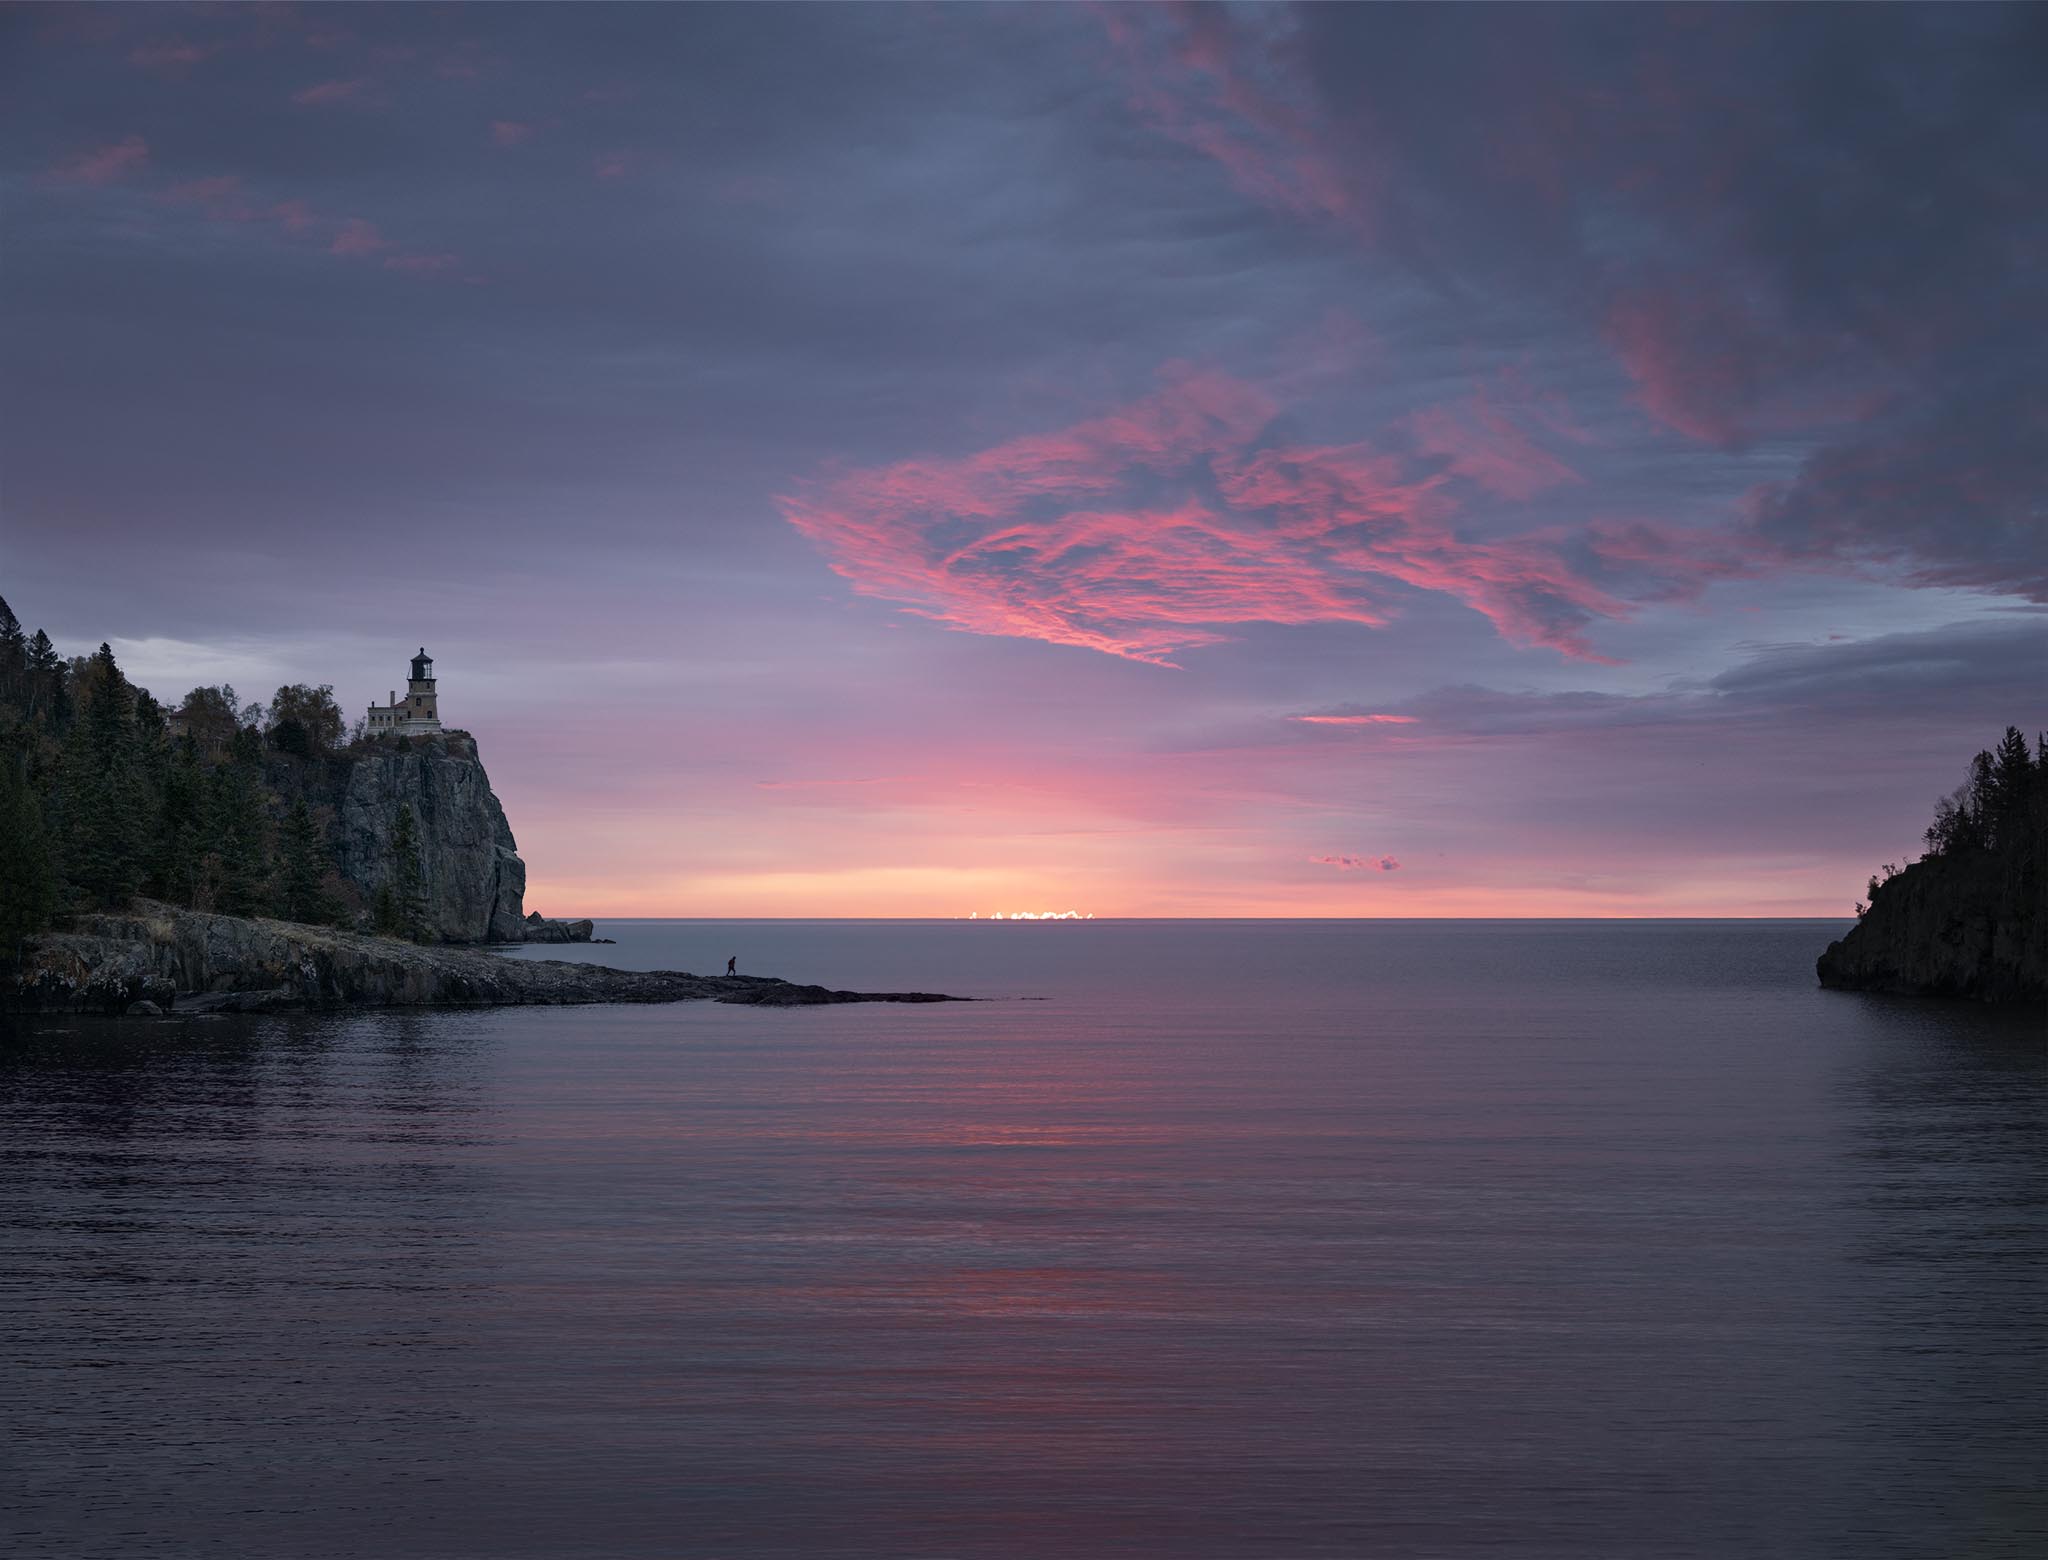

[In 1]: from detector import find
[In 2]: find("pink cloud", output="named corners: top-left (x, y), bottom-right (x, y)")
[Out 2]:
top-left (129, 39), bottom-right (221, 72)
top-left (490, 120), bottom-right (535, 147)
top-left (153, 176), bottom-right (458, 279)
top-left (1099, 5), bottom-right (1369, 232)
top-left (593, 150), bottom-right (634, 181)
top-left (329, 218), bottom-right (386, 256)
top-left (1601, 278), bottom-right (1836, 450)
top-left (292, 78), bottom-right (368, 106)
top-left (1291, 714), bottom-right (1416, 727)
top-left (49, 136), bottom-right (149, 186)
top-left (783, 366), bottom-right (1764, 665)
top-left (1402, 390), bottom-right (1583, 500)
top-left (159, 175), bottom-right (256, 222)
top-left (1311, 855), bottom-right (1401, 872)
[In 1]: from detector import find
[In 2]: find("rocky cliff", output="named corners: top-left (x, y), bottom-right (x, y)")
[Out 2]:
top-left (3, 902), bottom-right (962, 1014)
top-left (1818, 845), bottom-right (2046, 1003)
top-left (332, 733), bottom-right (527, 942)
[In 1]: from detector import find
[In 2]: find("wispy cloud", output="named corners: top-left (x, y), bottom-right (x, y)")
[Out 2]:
top-left (784, 366), bottom-right (1764, 665)
top-left (1312, 854), bottom-right (1401, 872)
top-left (292, 78), bottom-right (369, 107)
top-left (329, 218), bottom-right (386, 257)
top-left (48, 136), bottom-right (149, 186)
top-left (129, 39), bottom-right (223, 73)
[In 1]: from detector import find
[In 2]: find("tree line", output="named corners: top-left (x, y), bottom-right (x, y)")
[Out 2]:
top-left (0, 596), bottom-right (430, 961)
top-left (1919, 727), bottom-right (2046, 860)
top-left (1855, 726), bottom-right (2048, 915)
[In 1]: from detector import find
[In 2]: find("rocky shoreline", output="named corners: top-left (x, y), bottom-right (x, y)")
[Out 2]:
top-left (2, 901), bottom-right (963, 1016)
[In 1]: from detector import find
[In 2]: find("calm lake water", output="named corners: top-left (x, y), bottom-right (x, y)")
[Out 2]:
top-left (3, 920), bottom-right (2042, 1558)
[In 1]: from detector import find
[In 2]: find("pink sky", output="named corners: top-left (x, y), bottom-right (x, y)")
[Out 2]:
top-left (9, 5), bottom-right (2042, 916)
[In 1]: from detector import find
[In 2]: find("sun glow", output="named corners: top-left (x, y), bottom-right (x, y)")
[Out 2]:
top-left (968, 911), bottom-right (1095, 920)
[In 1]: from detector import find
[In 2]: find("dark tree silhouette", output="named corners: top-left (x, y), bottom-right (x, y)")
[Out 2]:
top-left (59, 644), bottom-right (149, 908)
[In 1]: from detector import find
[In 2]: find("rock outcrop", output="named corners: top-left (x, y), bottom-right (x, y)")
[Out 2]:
top-left (333, 733), bottom-right (527, 943)
top-left (1818, 846), bottom-right (2046, 1003)
top-left (2, 902), bottom-right (962, 1015)
top-left (522, 911), bottom-right (598, 943)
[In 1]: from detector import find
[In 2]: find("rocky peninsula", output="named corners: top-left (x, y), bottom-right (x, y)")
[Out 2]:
top-left (0, 623), bottom-right (961, 1015)
top-left (6, 901), bottom-right (962, 1015)
top-left (1818, 726), bottom-right (2046, 1004)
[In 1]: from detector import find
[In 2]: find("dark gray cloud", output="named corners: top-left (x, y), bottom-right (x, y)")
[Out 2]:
top-left (1115, 2), bottom-right (2048, 595)
top-left (1387, 618), bottom-right (2047, 740)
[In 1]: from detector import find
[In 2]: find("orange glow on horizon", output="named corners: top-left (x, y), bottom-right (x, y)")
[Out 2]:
top-left (1290, 713), bottom-right (1418, 726)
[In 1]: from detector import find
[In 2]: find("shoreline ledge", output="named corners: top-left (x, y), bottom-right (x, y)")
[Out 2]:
top-left (4, 901), bottom-right (966, 1015)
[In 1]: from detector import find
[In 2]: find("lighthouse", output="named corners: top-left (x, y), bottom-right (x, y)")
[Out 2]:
top-left (365, 647), bottom-right (445, 736)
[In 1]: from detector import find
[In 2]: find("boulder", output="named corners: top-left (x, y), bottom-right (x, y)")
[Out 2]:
top-left (522, 914), bottom-right (596, 944)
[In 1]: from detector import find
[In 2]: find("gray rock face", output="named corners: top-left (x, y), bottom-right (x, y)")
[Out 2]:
top-left (1818, 848), bottom-right (2046, 1003)
top-left (3, 902), bottom-right (964, 1013)
top-left (335, 733), bottom-right (526, 943)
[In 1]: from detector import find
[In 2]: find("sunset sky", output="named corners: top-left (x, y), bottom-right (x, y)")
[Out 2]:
top-left (5, 3), bottom-right (2043, 917)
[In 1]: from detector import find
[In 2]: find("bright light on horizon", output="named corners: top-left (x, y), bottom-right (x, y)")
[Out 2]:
top-left (1290, 713), bottom-right (1418, 726)
top-left (968, 911), bottom-right (1095, 920)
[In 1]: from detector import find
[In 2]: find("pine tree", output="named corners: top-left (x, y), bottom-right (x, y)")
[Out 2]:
top-left (24, 630), bottom-right (66, 730)
top-left (59, 643), bottom-right (147, 908)
top-left (203, 725), bottom-right (272, 915)
top-left (0, 752), bottom-right (57, 962)
top-left (372, 884), bottom-right (402, 938)
top-left (1987, 726), bottom-right (2033, 848)
top-left (389, 801), bottom-right (429, 942)
top-left (276, 797), bottom-right (342, 926)
top-left (0, 596), bottom-right (25, 716)
top-left (149, 742), bottom-right (208, 908)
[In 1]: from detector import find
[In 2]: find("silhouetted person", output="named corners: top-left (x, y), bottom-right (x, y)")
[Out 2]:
top-left (726, 956), bottom-right (737, 976)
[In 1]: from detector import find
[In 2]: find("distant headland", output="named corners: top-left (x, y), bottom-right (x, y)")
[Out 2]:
top-left (1818, 726), bottom-right (2046, 1004)
top-left (0, 601), bottom-right (959, 1014)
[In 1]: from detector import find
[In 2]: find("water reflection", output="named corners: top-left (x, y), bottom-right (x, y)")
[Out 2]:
top-left (1830, 997), bottom-right (2048, 1554)
top-left (0, 1013), bottom-right (495, 1556)
top-left (1, 925), bottom-right (2043, 1559)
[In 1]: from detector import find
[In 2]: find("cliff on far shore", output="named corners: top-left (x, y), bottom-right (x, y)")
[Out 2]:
top-left (3, 901), bottom-right (961, 1014)
top-left (1817, 726), bottom-right (2046, 1004)
top-left (1817, 846), bottom-right (2045, 1003)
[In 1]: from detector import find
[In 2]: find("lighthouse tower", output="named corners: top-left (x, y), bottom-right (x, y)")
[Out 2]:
top-left (365, 647), bottom-right (445, 736)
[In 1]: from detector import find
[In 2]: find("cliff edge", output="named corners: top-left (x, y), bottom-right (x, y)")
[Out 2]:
top-left (334, 733), bottom-right (527, 942)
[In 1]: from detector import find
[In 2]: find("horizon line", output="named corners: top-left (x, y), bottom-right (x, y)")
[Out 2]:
top-left (536, 913), bottom-right (1857, 923)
